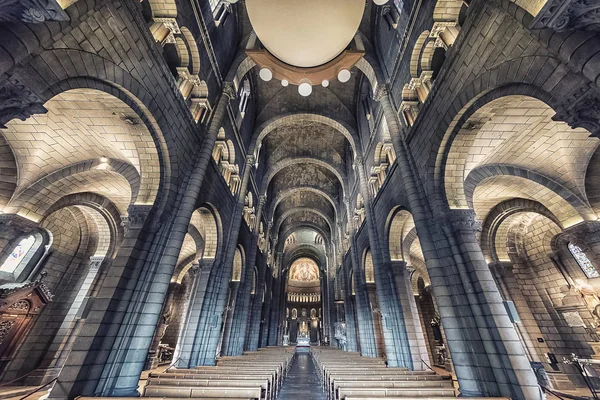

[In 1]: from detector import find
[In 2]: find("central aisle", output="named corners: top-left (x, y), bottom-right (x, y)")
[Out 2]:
top-left (277, 352), bottom-right (325, 400)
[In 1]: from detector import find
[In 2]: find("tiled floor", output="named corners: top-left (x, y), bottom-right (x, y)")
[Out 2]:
top-left (277, 353), bottom-right (325, 400)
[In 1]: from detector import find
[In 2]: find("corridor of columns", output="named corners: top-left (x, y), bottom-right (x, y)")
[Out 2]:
top-left (0, 0), bottom-right (599, 399)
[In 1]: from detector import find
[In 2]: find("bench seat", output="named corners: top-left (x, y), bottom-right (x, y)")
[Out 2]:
top-left (143, 385), bottom-right (262, 399)
top-left (338, 387), bottom-right (456, 398)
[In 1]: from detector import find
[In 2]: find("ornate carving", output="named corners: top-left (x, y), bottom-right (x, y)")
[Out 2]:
top-left (246, 154), bottom-right (256, 165)
top-left (0, 78), bottom-right (47, 129)
top-left (354, 156), bottom-right (364, 166)
top-left (445, 209), bottom-right (482, 234)
top-left (121, 204), bottom-right (154, 234)
top-left (222, 82), bottom-right (237, 101)
top-left (0, 0), bottom-right (68, 24)
top-left (554, 92), bottom-right (600, 137)
top-left (373, 84), bottom-right (390, 102)
top-left (531, 0), bottom-right (600, 31)
top-left (8, 300), bottom-right (29, 311)
top-left (0, 320), bottom-right (15, 345)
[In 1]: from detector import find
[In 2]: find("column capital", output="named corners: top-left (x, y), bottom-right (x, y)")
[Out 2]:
top-left (354, 156), bottom-right (364, 166)
top-left (222, 82), bottom-right (237, 101)
top-left (553, 92), bottom-right (600, 137)
top-left (246, 154), bottom-right (256, 165)
top-left (531, 0), bottom-right (600, 31)
top-left (488, 260), bottom-right (513, 277)
top-left (373, 83), bottom-right (390, 102)
top-left (121, 204), bottom-right (154, 234)
top-left (258, 195), bottom-right (267, 206)
top-left (0, 78), bottom-right (48, 128)
top-left (444, 208), bottom-right (482, 234)
top-left (0, 0), bottom-right (68, 24)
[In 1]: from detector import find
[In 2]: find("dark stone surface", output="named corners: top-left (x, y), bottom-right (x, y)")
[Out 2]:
top-left (277, 352), bottom-right (325, 400)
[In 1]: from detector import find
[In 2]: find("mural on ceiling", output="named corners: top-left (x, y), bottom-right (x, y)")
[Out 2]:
top-left (289, 258), bottom-right (319, 282)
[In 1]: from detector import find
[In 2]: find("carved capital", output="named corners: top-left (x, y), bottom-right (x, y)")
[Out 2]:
top-left (354, 156), bottom-right (364, 166)
top-left (0, 78), bottom-right (47, 129)
top-left (531, 0), bottom-right (600, 31)
top-left (559, 221), bottom-right (600, 247)
top-left (246, 154), bottom-right (256, 165)
top-left (121, 204), bottom-right (154, 234)
top-left (0, 0), bottom-right (69, 24)
top-left (373, 83), bottom-right (390, 102)
top-left (553, 92), bottom-right (600, 137)
top-left (222, 82), bottom-right (237, 101)
top-left (258, 195), bottom-right (267, 206)
top-left (445, 209), bottom-right (482, 234)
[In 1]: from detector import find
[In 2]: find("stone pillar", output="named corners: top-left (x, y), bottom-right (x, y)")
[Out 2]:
top-left (341, 264), bottom-right (358, 352)
top-left (374, 83), bottom-right (540, 398)
top-left (489, 261), bottom-right (546, 364)
top-left (50, 83), bottom-right (237, 399)
top-left (267, 256), bottom-right (283, 346)
top-left (90, 84), bottom-right (237, 397)
top-left (188, 155), bottom-right (255, 366)
top-left (390, 261), bottom-right (430, 369)
top-left (259, 268), bottom-right (273, 348)
top-left (345, 200), bottom-right (377, 357)
top-left (442, 209), bottom-right (540, 398)
top-left (173, 262), bottom-right (206, 366)
top-left (145, 282), bottom-right (180, 370)
top-left (48, 204), bottom-right (156, 399)
top-left (226, 196), bottom-right (266, 355)
top-left (355, 156), bottom-right (412, 367)
top-left (246, 259), bottom-right (268, 351)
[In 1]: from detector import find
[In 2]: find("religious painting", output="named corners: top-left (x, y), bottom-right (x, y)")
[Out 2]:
top-left (289, 258), bottom-right (319, 282)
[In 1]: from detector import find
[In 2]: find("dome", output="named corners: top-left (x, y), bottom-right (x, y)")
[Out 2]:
top-left (246, 0), bottom-right (365, 68)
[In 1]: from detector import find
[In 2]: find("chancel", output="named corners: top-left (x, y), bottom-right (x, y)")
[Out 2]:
top-left (0, 0), bottom-right (599, 399)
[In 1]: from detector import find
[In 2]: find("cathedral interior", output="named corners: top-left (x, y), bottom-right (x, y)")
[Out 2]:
top-left (0, 0), bottom-right (599, 399)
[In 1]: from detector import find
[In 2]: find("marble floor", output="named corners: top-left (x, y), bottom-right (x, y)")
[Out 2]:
top-left (277, 352), bottom-right (325, 400)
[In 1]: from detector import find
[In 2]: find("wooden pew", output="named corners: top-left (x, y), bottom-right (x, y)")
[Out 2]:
top-left (146, 377), bottom-right (270, 400)
top-left (143, 385), bottom-right (263, 399)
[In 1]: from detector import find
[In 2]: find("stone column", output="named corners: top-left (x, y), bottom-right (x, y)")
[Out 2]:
top-left (355, 156), bottom-right (412, 367)
top-left (48, 204), bottom-right (157, 399)
top-left (345, 200), bottom-right (377, 357)
top-left (246, 258), bottom-right (268, 351)
top-left (226, 195), bottom-right (266, 355)
top-left (390, 260), bottom-right (430, 369)
top-left (341, 263), bottom-right (358, 352)
top-left (267, 254), bottom-right (283, 346)
top-left (259, 267), bottom-right (273, 348)
top-left (145, 282), bottom-right (180, 370)
top-left (374, 83), bottom-right (540, 398)
top-left (188, 155), bottom-right (255, 366)
top-left (173, 262), bottom-right (206, 366)
top-left (89, 83), bottom-right (237, 397)
top-left (489, 261), bottom-right (546, 364)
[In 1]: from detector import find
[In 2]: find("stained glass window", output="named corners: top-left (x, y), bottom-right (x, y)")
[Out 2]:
top-left (0, 235), bottom-right (36, 273)
top-left (568, 242), bottom-right (600, 279)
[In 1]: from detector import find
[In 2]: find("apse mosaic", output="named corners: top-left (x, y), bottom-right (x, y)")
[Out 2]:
top-left (289, 258), bottom-right (319, 282)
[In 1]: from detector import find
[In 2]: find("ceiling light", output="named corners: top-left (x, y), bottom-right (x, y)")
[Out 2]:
top-left (281, 79), bottom-right (289, 87)
top-left (337, 69), bottom-right (351, 83)
top-left (321, 80), bottom-right (329, 88)
top-left (259, 67), bottom-right (273, 81)
top-left (100, 157), bottom-right (108, 163)
top-left (373, 0), bottom-right (389, 4)
top-left (298, 81), bottom-right (312, 97)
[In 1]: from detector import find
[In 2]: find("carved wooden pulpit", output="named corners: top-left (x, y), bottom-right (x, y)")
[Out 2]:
top-left (0, 281), bottom-right (52, 371)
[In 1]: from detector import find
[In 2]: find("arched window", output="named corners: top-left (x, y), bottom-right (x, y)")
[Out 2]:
top-left (568, 243), bottom-right (600, 279)
top-left (0, 235), bottom-right (36, 274)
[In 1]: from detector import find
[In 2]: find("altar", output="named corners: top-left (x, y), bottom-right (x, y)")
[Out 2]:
top-left (297, 336), bottom-right (310, 347)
